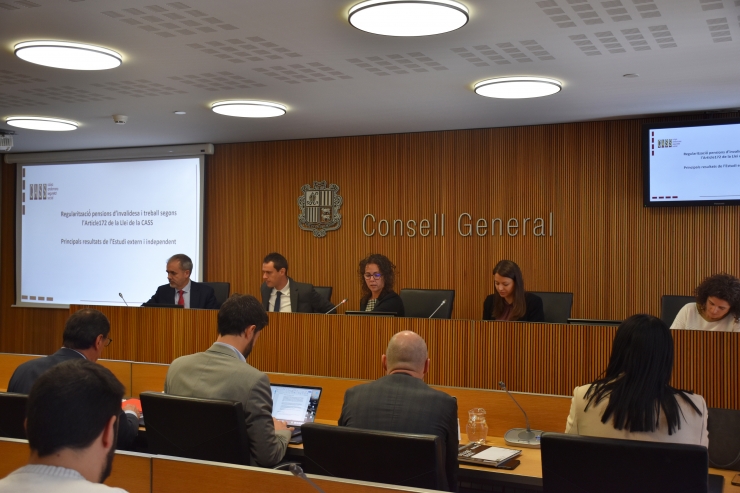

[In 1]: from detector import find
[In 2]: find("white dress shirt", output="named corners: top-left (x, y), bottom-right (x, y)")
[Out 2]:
top-left (173, 280), bottom-right (192, 309)
top-left (268, 280), bottom-right (291, 313)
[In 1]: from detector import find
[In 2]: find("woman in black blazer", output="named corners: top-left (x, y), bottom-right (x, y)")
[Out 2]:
top-left (358, 253), bottom-right (405, 317)
top-left (483, 260), bottom-right (544, 322)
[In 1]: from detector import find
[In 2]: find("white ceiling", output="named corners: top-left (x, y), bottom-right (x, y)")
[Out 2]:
top-left (1, 0), bottom-right (739, 153)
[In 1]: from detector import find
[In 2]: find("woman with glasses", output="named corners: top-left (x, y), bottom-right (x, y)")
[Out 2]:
top-left (483, 259), bottom-right (544, 322)
top-left (358, 253), bottom-right (405, 317)
top-left (565, 314), bottom-right (707, 446)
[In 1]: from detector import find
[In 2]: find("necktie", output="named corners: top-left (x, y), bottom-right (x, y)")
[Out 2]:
top-left (177, 290), bottom-right (185, 307)
top-left (273, 291), bottom-right (282, 312)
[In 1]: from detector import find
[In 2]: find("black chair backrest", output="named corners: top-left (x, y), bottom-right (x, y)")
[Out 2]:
top-left (0, 393), bottom-right (27, 439)
top-left (529, 292), bottom-right (573, 324)
top-left (314, 286), bottom-right (333, 305)
top-left (541, 432), bottom-right (709, 493)
top-left (708, 407), bottom-right (740, 471)
top-left (301, 423), bottom-right (446, 491)
top-left (661, 295), bottom-right (695, 326)
top-left (201, 282), bottom-right (230, 308)
top-left (399, 289), bottom-right (455, 319)
top-left (140, 391), bottom-right (250, 465)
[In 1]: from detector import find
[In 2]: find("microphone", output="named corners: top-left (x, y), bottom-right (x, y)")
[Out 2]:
top-left (289, 463), bottom-right (326, 493)
top-left (498, 381), bottom-right (543, 448)
top-left (325, 298), bottom-right (347, 315)
top-left (118, 293), bottom-right (129, 307)
top-left (428, 299), bottom-right (447, 318)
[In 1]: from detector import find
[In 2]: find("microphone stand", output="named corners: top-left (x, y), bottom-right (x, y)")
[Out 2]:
top-left (289, 464), bottom-right (327, 493)
top-left (428, 299), bottom-right (446, 319)
top-left (325, 298), bottom-right (347, 315)
top-left (498, 381), bottom-right (543, 448)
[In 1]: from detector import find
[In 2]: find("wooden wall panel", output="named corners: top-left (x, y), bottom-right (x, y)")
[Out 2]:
top-left (50, 307), bottom-right (740, 409)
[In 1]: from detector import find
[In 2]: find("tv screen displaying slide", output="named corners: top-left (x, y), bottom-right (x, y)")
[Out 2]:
top-left (643, 118), bottom-right (740, 207)
top-left (17, 157), bottom-right (204, 307)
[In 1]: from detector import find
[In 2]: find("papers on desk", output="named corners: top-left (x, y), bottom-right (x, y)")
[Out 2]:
top-left (458, 442), bottom-right (521, 467)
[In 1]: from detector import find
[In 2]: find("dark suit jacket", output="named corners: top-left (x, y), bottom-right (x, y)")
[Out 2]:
top-left (7, 348), bottom-right (139, 450)
top-left (482, 291), bottom-right (545, 322)
top-left (145, 281), bottom-right (217, 309)
top-left (359, 290), bottom-right (405, 317)
top-left (260, 277), bottom-right (334, 314)
top-left (338, 373), bottom-right (458, 492)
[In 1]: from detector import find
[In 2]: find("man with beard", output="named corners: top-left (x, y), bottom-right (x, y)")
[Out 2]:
top-left (0, 359), bottom-right (127, 492)
top-left (164, 294), bottom-right (291, 467)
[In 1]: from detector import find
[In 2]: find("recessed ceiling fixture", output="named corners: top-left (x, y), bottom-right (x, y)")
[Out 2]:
top-left (211, 100), bottom-right (287, 118)
top-left (348, 0), bottom-right (469, 37)
top-left (14, 41), bottom-right (122, 70)
top-left (174, 111), bottom-right (187, 115)
top-left (474, 77), bottom-right (563, 99)
top-left (6, 116), bottom-right (78, 131)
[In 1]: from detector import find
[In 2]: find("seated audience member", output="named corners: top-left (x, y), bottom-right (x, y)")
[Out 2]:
top-left (260, 252), bottom-right (334, 313)
top-left (145, 253), bottom-right (217, 309)
top-left (164, 294), bottom-right (291, 467)
top-left (670, 273), bottom-right (740, 332)
top-left (358, 253), bottom-right (405, 316)
top-left (7, 309), bottom-right (139, 450)
top-left (338, 331), bottom-right (457, 492)
top-left (565, 314), bottom-right (708, 446)
top-left (483, 260), bottom-right (544, 322)
top-left (0, 359), bottom-right (127, 492)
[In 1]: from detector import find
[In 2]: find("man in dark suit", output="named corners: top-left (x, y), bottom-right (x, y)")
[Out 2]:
top-left (7, 309), bottom-right (140, 451)
top-left (145, 253), bottom-right (217, 309)
top-left (338, 331), bottom-right (459, 492)
top-left (260, 252), bottom-right (334, 314)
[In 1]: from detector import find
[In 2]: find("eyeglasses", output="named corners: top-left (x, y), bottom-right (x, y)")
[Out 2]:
top-left (104, 337), bottom-right (113, 347)
top-left (364, 273), bottom-right (382, 280)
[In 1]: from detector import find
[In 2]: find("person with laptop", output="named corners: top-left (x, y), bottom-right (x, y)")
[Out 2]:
top-left (260, 252), bottom-right (335, 313)
top-left (565, 314), bottom-right (708, 445)
top-left (338, 331), bottom-right (457, 492)
top-left (482, 259), bottom-right (544, 322)
top-left (358, 253), bottom-right (405, 316)
top-left (144, 253), bottom-right (217, 309)
top-left (164, 293), bottom-right (292, 467)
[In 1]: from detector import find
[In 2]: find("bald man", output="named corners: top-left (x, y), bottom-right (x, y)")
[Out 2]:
top-left (338, 331), bottom-right (458, 492)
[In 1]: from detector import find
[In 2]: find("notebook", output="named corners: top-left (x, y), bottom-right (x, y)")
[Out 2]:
top-left (270, 383), bottom-right (322, 439)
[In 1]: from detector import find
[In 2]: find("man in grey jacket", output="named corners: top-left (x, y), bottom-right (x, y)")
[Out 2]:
top-left (164, 294), bottom-right (291, 467)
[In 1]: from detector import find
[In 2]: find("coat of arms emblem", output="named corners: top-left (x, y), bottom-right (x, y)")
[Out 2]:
top-left (298, 181), bottom-right (343, 237)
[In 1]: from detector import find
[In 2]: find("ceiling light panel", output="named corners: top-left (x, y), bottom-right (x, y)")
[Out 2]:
top-left (6, 116), bottom-right (79, 131)
top-left (15, 41), bottom-right (122, 70)
top-left (348, 0), bottom-right (469, 37)
top-left (474, 77), bottom-right (562, 99)
top-left (211, 100), bottom-right (287, 118)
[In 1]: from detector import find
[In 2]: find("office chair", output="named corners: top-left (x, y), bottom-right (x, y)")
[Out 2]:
top-left (313, 286), bottom-right (333, 305)
top-left (201, 282), bottom-right (231, 308)
top-left (660, 295), bottom-right (695, 327)
top-left (140, 391), bottom-right (251, 466)
top-left (529, 292), bottom-right (573, 324)
top-left (399, 289), bottom-right (455, 319)
top-left (541, 432), bottom-right (715, 493)
top-left (301, 423), bottom-right (447, 491)
top-left (0, 393), bottom-right (27, 439)
top-left (708, 407), bottom-right (740, 471)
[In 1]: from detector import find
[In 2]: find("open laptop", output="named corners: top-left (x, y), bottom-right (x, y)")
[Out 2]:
top-left (270, 383), bottom-right (322, 444)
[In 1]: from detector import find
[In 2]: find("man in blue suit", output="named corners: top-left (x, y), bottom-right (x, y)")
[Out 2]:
top-left (145, 253), bottom-right (217, 309)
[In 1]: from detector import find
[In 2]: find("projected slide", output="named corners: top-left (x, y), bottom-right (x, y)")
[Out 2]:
top-left (648, 123), bottom-right (740, 203)
top-left (19, 157), bottom-right (202, 306)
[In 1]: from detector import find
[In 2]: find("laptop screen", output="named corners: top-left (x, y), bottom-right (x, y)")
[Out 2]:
top-left (270, 384), bottom-right (322, 427)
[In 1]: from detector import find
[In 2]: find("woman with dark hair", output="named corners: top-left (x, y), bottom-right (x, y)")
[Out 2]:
top-left (358, 254), bottom-right (405, 317)
top-left (482, 260), bottom-right (544, 322)
top-left (671, 273), bottom-right (740, 332)
top-left (565, 314), bottom-right (708, 446)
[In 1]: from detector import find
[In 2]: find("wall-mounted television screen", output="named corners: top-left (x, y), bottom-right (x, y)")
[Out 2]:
top-left (642, 118), bottom-right (740, 207)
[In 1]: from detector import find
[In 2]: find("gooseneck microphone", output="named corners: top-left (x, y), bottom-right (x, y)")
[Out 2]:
top-left (325, 298), bottom-right (347, 315)
top-left (428, 299), bottom-right (447, 319)
top-left (289, 463), bottom-right (326, 493)
top-left (498, 381), bottom-right (543, 448)
top-left (119, 293), bottom-right (129, 307)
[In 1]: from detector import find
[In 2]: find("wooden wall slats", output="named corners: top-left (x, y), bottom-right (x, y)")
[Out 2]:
top-left (47, 307), bottom-right (740, 410)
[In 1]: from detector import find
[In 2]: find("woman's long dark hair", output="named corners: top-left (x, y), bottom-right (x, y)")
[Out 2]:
top-left (358, 253), bottom-right (396, 304)
top-left (491, 260), bottom-right (527, 320)
top-left (584, 314), bottom-right (701, 434)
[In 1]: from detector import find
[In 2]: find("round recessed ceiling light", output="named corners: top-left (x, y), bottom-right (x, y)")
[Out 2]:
top-left (348, 0), bottom-right (469, 37)
top-left (6, 116), bottom-right (78, 131)
top-left (174, 111), bottom-right (187, 115)
top-left (14, 41), bottom-right (122, 70)
top-left (474, 77), bottom-right (563, 99)
top-left (211, 100), bottom-right (287, 118)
